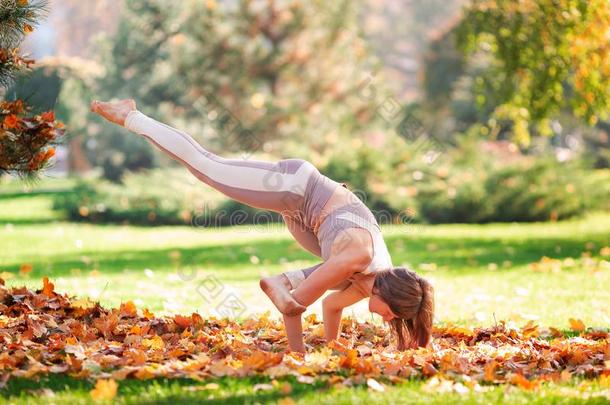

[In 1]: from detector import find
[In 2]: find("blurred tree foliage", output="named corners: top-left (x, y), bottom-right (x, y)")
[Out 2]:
top-left (9, 56), bottom-right (104, 172)
top-left (47, 0), bottom-right (121, 58)
top-left (172, 0), bottom-right (385, 158)
top-left (86, 0), bottom-right (389, 181)
top-left (456, 0), bottom-right (610, 146)
top-left (89, 0), bottom-right (185, 181)
top-left (360, 0), bottom-right (467, 98)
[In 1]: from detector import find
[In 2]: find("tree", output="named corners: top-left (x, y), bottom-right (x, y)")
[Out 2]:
top-left (361, 0), bottom-right (468, 100)
top-left (17, 56), bottom-right (105, 173)
top-left (87, 0), bottom-right (186, 182)
top-left (419, 19), bottom-right (498, 142)
top-left (170, 0), bottom-right (386, 160)
top-left (87, 0), bottom-right (390, 181)
top-left (0, 0), bottom-right (64, 182)
top-left (47, 0), bottom-right (121, 58)
top-left (456, 0), bottom-right (610, 146)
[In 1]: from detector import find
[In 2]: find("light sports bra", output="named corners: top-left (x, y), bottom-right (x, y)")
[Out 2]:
top-left (316, 202), bottom-right (394, 296)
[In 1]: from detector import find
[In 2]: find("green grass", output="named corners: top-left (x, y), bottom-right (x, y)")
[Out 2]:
top-left (1, 176), bottom-right (609, 404)
top-left (2, 374), bottom-right (609, 404)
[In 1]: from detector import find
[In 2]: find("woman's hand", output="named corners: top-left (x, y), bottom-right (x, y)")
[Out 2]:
top-left (275, 220), bottom-right (373, 352)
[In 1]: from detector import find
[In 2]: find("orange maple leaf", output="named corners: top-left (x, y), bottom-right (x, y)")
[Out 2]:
top-left (142, 308), bottom-right (155, 320)
top-left (3, 114), bottom-right (19, 129)
top-left (93, 313), bottom-right (119, 338)
top-left (40, 111), bottom-right (55, 122)
top-left (484, 360), bottom-right (497, 382)
top-left (42, 277), bottom-right (54, 297)
top-left (19, 263), bottom-right (33, 275)
top-left (569, 318), bottom-right (586, 333)
top-left (241, 350), bottom-right (283, 371)
top-left (44, 147), bottom-right (56, 159)
top-left (174, 314), bottom-right (192, 329)
top-left (509, 373), bottom-right (539, 390)
top-left (119, 301), bottom-right (137, 318)
top-left (90, 379), bottom-right (118, 400)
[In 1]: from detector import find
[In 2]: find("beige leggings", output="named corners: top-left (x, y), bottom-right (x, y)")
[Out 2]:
top-left (125, 110), bottom-right (345, 289)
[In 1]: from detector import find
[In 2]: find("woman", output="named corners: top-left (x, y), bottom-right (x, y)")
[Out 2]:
top-left (90, 99), bottom-right (435, 353)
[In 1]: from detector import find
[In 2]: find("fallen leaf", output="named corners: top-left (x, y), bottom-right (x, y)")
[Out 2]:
top-left (0, 277), bottom-right (605, 391)
top-left (41, 277), bottom-right (54, 297)
top-left (19, 263), bottom-right (33, 276)
top-left (142, 335), bottom-right (164, 351)
top-left (569, 318), bottom-right (586, 333)
top-left (90, 379), bottom-right (118, 401)
top-left (509, 373), bottom-right (539, 390)
top-left (119, 301), bottom-right (137, 318)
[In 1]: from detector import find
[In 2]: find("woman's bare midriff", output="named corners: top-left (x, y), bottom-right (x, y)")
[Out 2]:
top-left (311, 184), bottom-right (355, 235)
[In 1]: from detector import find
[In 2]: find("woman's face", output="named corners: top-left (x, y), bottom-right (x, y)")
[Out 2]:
top-left (368, 293), bottom-right (397, 322)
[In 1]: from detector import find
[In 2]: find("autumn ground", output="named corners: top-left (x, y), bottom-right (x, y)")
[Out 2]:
top-left (0, 176), bottom-right (609, 404)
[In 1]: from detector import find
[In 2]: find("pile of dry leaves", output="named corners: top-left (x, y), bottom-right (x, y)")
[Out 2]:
top-left (0, 277), bottom-right (608, 393)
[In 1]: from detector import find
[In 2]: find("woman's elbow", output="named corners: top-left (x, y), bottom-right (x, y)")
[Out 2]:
top-left (341, 249), bottom-right (374, 276)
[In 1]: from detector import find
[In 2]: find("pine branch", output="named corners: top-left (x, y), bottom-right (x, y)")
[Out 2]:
top-left (0, 0), bottom-right (48, 87)
top-left (0, 165), bottom-right (44, 186)
top-left (0, 0), bottom-right (50, 48)
top-left (0, 46), bottom-right (35, 87)
top-left (0, 1), bottom-right (64, 182)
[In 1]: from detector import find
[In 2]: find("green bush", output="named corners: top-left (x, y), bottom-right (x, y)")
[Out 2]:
top-left (415, 156), bottom-right (607, 224)
top-left (322, 144), bottom-right (396, 221)
top-left (486, 159), bottom-right (584, 222)
top-left (582, 168), bottom-right (610, 212)
top-left (417, 171), bottom-right (495, 223)
top-left (52, 146), bottom-right (610, 226)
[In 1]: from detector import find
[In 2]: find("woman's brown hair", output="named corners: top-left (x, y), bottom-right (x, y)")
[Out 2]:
top-left (372, 267), bottom-right (435, 350)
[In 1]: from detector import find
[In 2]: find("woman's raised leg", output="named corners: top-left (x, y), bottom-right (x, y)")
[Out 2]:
top-left (124, 109), bottom-right (317, 216)
top-left (93, 101), bottom-right (312, 315)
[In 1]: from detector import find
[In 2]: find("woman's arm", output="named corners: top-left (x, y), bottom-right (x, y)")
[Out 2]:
top-left (290, 228), bottom-right (373, 307)
top-left (281, 228), bottom-right (372, 352)
top-left (322, 284), bottom-right (368, 342)
top-left (283, 281), bottom-right (366, 352)
top-left (300, 263), bottom-right (351, 290)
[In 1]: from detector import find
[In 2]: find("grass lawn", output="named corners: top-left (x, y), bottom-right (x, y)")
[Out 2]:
top-left (4, 374), bottom-right (609, 404)
top-left (0, 175), bottom-right (609, 404)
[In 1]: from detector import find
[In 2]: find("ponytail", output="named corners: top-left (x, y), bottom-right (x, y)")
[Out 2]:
top-left (374, 267), bottom-right (435, 350)
top-left (408, 277), bottom-right (435, 348)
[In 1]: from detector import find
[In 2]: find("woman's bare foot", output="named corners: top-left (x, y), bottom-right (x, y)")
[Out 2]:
top-left (90, 99), bottom-right (137, 127)
top-left (260, 274), bottom-right (306, 316)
